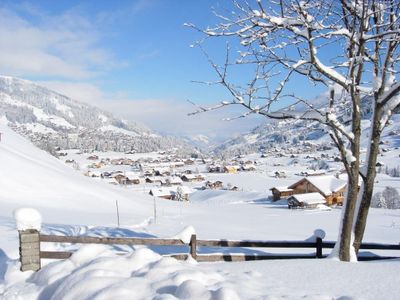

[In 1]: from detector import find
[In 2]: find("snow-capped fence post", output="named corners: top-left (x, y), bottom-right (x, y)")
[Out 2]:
top-left (14, 208), bottom-right (42, 272)
top-left (313, 229), bottom-right (325, 259)
top-left (189, 234), bottom-right (197, 260)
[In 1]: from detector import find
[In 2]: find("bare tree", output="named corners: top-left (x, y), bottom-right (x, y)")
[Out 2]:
top-left (187, 0), bottom-right (400, 261)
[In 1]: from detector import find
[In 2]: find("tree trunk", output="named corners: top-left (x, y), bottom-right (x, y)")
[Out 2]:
top-left (353, 104), bottom-right (382, 252)
top-left (337, 172), bottom-right (360, 261)
top-left (336, 91), bottom-right (362, 261)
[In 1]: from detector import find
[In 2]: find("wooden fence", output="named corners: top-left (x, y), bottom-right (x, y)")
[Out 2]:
top-left (18, 229), bottom-right (400, 271)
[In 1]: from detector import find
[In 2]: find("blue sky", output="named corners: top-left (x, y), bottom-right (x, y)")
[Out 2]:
top-left (0, 0), bottom-right (322, 141)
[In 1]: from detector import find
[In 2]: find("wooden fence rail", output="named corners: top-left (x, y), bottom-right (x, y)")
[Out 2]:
top-left (18, 229), bottom-right (400, 272)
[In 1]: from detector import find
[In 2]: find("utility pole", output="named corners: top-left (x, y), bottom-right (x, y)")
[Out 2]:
top-left (0, 132), bottom-right (2, 142)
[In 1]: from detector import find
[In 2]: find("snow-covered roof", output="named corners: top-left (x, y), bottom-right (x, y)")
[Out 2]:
top-left (289, 175), bottom-right (346, 196)
top-left (150, 186), bottom-right (195, 197)
top-left (150, 188), bottom-right (172, 197)
top-left (306, 175), bottom-right (347, 195)
top-left (168, 177), bottom-right (183, 184)
top-left (289, 193), bottom-right (326, 205)
top-left (270, 186), bottom-right (293, 192)
top-left (182, 174), bottom-right (205, 179)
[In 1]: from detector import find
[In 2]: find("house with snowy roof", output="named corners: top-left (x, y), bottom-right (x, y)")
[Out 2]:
top-left (149, 186), bottom-right (194, 201)
top-left (287, 175), bottom-right (347, 206)
top-left (270, 186), bottom-right (294, 201)
top-left (180, 174), bottom-right (205, 182)
top-left (287, 193), bottom-right (326, 209)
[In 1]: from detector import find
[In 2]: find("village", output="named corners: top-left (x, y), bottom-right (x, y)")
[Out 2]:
top-left (57, 145), bottom-right (365, 210)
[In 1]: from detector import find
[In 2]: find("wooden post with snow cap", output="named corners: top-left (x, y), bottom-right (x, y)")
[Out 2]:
top-left (313, 229), bottom-right (325, 259)
top-left (14, 208), bottom-right (42, 271)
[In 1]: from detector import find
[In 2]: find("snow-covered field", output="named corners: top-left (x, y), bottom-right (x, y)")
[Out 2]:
top-left (1, 123), bottom-right (400, 299)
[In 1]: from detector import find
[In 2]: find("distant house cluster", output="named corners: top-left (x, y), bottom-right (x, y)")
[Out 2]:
top-left (208, 160), bottom-right (256, 174)
top-left (270, 175), bottom-right (347, 209)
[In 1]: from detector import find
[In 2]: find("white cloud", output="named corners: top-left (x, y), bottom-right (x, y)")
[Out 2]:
top-left (0, 7), bottom-right (121, 79)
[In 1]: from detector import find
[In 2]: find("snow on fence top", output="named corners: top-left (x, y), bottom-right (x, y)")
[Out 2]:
top-left (13, 207), bottom-right (42, 231)
top-left (173, 225), bottom-right (196, 244)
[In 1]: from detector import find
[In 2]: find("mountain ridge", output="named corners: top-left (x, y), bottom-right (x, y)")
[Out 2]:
top-left (0, 76), bottom-right (197, 155)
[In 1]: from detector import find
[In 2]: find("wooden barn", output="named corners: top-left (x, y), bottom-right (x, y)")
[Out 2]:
top-left (270, 186), bottom-right (294, 201)
top-left (287, 175), bottom-right (347, 206)
top-left (181, 174), bottom-right (205, 182)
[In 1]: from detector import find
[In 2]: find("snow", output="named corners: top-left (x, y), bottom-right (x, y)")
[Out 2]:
top-left (99, 125), bottom-right (140, 136)
top-left (173, 225), bottom-right (196, 244)
top-left (2, 245), bottom-right (400, 299)
top-left (0, 125), bottom-right (400, 299)
top-left (0, 93), bottom-right (75, 129)
top-left (49, 97), bottom-right (74, 118)
top-left (13, 208), bottom-right (42, 231)
top-left (244, 133), bottom-right (259, 144)
top-left (23, 123), bottom-right (56, 134)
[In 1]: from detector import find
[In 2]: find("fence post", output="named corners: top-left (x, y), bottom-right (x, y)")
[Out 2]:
top-left (316, 237), bottom-right (323, 258)
top-left (19, 229), bottom-right (41, 271)
top-left (189, 234), bottom-right (197, 260)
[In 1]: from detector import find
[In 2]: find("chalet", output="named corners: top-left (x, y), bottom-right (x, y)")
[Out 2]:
top-left (274, 171), bottom-right (286, 178)
top-left (149, 186), bottom-right (194, 200)
top-left (154, 168), bottom-right (171, 177)
top-left (114, 174), bottom-right (129, 185)
top-left (287, 193), bottom-right (326, 209)
top-left (84, 170), bottom-right (101, 178)
top-left (223, 165), bottom-right (239, 173)
top-left (287, 175), bottom-right (347, 206)
top-left (241, 164), bottom-right (256, 172)
top-left (149, 188), bottom-right (174, 200)
top-left (208, 165), bottom-right (223, 173)
top-left (161, 177), bottom-right (183, 186)
top-left (270, 187), bottom-right (294, 201)
top-left (168, 177), bottom-right (183, 185)
top-left (145, 177), bottom-right (163, 184)
top-left (204, 180), bottom-right (224, 190)
top-left (181, 174), bottom-right (205, 182)
top-left (113, 174), bottom-right (140, 185)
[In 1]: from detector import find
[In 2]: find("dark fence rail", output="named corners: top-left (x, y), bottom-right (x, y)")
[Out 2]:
top-left (18, 229), bottom-right (400, 272)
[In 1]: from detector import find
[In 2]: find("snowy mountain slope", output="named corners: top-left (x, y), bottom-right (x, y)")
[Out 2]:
top-left (0, 122), bottom-right (153, 225)
top-left (0, 76), bottom-right (196, 154)
top-left (215, 100), bottom-right (400, 156)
